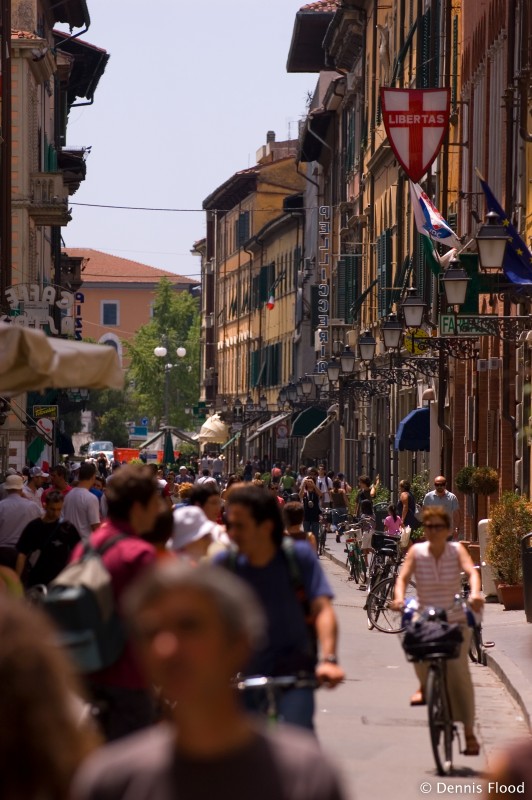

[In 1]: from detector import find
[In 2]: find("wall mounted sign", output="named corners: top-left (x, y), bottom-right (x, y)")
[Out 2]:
top-left (1, 284), bottom-right (84, 339)
top-left (380, 88), bottom-right (450, 183)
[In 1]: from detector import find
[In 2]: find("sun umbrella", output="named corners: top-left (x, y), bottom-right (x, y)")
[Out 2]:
top-left (162, 429), bottom-right (175, 465)
top-left (197, 413), bottom-right (229, 445)
top-left (0, 323), bottom-right (123, 393)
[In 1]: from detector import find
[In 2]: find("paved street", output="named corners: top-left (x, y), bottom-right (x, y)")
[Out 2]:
top-left (315, 552), bottom-right (529, 800)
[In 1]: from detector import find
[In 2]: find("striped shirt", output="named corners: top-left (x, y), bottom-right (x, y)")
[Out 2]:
top-left (413, 541), bottom-right (463, 621)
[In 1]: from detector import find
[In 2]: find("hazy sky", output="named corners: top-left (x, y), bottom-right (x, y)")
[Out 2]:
top-left (62, 0), bottom-right (313, 280)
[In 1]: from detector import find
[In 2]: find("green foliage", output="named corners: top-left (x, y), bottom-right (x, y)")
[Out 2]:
top-left (374, 484), bottom-right (391, 504)
top-left (455, 466), bottom-right (476, 495)
top-left (470, 466), bottom-right (499, 496)
top-left (126, 280), bottom-right (200, 430)
top-left (411, 470), bottom-right (430, 505)
top-left (85, 389), bottom-right (136, 448)
top-left (486, 492), bottom-right (532, 584)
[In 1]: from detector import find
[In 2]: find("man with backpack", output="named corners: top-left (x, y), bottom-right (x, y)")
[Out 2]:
top-left (218, 485), bottom-right (344, 730)
top-left (68, 465), bottom-right (161, 741)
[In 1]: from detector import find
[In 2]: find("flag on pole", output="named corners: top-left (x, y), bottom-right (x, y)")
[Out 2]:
top-left (476, 170), bottom-right (532, 285)
top-left (266, 294), bottom-right (275, 310)
top-left (409, 181), bottom-right (461, 249)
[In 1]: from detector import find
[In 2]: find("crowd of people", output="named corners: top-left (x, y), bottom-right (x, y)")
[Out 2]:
top-left (0, 456), bottom-right (528, 799)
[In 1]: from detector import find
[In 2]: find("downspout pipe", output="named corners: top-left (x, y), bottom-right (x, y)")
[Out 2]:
top-left (518, 0), bottom-right (532, 142)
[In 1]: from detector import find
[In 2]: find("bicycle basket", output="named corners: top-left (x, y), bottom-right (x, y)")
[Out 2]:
top-left (402, 618), bottom-right (463, 661)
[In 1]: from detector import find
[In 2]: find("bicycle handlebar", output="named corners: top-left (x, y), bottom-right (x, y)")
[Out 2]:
top-left (235, 674), bottom-right (319, 692)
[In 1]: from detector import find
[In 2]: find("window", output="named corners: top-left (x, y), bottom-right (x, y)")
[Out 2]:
top-left (377, 230), bottom-right (392, 318)
top-left (101, 301), bottom-right (119, 327)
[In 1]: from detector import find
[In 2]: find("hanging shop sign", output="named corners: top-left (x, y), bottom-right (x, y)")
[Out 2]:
top-left (380, 88), bottom-right (450, 183)
top-left (1, 284), bottom-right (84, 339)
top-left (316, 205), bottom-right (331, 373)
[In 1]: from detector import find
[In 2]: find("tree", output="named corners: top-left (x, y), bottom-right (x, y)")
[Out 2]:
top-left (126, 281), bottom-right (201, 430)
top-left (86, 389), bottom-right (136, 447)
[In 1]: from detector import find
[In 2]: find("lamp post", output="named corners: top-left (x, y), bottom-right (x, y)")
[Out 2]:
top-left (154, 340), bottom-right (187, 426)
top-left (476, 211), bottom-right (508, 271)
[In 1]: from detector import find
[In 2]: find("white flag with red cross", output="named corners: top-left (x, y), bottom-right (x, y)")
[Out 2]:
top-left (380, 88), bottom-right (450, 183)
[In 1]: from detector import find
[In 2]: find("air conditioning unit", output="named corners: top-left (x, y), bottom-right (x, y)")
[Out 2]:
top-left (204, 259), bottom-right (214, 275)
top-left (476, 359), bottom-right (488, 372)
top-left (488, 357), bottom-right (501, 370)
top-left (205, 313), bottom-right (214, 328)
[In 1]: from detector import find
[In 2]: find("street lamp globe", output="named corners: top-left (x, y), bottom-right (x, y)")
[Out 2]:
top-left (296, 379), bottom-right (305, 398)
top-left (441, 258), bottom-right (470, 306)
top-left (301, 374), bottom-right (314, 396)
top-left (176, 346), bottom-right (187, 358)
top-left (278, 387), bottom-right (287, 404)
top-left (401, 288), bottom-right (426, 328)
top-left (221, 398), bottom-right (229, 414)
top-left (286, 381), bottom-right (298, 402)
top-left (312, 365), bottom-right (328, 387)
top-left (358, 330), bottom-right (377, 363)
top-left (245, 394), bottom-right (255, 413)
top-left (339, 345), bottom-right (356, 374)
top-left (154, 346), bottom-right (167, 358)
top-left (259, 394), bottom-right (268, 410)
top-left (381, 314), bottom-right (403, 350)
top-left (476, 211), bottom-right (508, 271)
top-left (327, 358), bottom-right (341, 383)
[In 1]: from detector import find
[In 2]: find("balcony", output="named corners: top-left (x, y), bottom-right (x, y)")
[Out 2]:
top-left (60, 254), bottom-right (84, 292)
top-left (58, 148), bottom-right (87, 196)
top-left (29, 173), bottom-right (71, 227)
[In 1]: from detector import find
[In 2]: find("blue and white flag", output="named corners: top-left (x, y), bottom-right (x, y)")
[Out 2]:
top-left (409, 180), bottom-right (461, 249)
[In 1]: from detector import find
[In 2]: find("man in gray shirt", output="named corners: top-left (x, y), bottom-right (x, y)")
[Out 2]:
top-left (0, 474), bottom-right (41, 566)
top-left (423, 475), bottom-right (461, 538)
top-left (73, 562), bottom-right (345, 800)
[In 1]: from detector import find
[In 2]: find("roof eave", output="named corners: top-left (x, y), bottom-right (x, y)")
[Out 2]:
top-left (286, 10), bottom-right (336, 73)
top-left (51, 0), bottom-right (90, 30)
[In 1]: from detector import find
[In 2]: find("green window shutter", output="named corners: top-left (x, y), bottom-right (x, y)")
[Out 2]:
top-left (259, 266), bottom-right (269, 304)
top-left (415, 232), bottom-right (427, 300)
top-left (236, 212), bottom-right (250, 248)
top-left (345, 255), bottom-right (358, 323)
top-left (335, 259), bottom-right (346, 320)
top-left (377, 231), bottom-right (392, 318)
top-left (451, 15), bottom-right (458, 107)
top-left (268, 261), bottom-right (276, 295)
top-left (375, 93), bottom-right (382, 127)
top-left (310, 285), bottom-right (320, 330)
top-left (252, 275), bottom-right (259, 310)
top-left (377, 234), bottom-right (384, 317)
top-left (293, 246), bottom-right (301, 289)
top-left (250, 350), bottom-right (260, 388)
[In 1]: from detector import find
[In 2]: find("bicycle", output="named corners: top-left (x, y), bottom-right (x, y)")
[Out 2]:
top-left (402, 600), bottom-right (479, 776)
top-left (317, 522), bottom-right (327, 557)
top-left (344, 525), bottom-right (367, 584)
top-left (365, 534), bottom-right (405, 629)
top-left (235, 674), bottom-right (318, 725)
top-left (461, 568), bottom-right (492, 665)
top-left (366, 574), bottom-right (416, 633)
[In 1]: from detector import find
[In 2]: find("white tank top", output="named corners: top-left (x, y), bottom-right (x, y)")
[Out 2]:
top-left (413, 541), bottom-right (462, 619)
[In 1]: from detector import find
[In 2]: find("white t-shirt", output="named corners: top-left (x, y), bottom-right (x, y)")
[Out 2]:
top-left (316, 476), bottom-right (333, 504)
top-left (62, 487), bottom-right (100, 541)
top-left (22, 485), bottom-right (43, 508)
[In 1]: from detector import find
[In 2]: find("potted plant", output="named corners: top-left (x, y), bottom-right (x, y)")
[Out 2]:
top-left (455, 466), bottom-right (476, 495)
top-left (470, 466), bottom-right (499, 496)
top-left (485, 492), bottom-right (532, 610)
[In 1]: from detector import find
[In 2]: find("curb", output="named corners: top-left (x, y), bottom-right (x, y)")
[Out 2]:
top-left (323, 548), bottom-right (532, 731)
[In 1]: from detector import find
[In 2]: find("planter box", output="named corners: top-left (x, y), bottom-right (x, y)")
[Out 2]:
top-left (498, 583), bottom-right (524, 611)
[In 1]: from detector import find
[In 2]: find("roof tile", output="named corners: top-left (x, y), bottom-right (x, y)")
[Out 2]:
top-left (299, 0), bottom-right (337, 11)
top-left (62, 248), bottom-right (196, 285)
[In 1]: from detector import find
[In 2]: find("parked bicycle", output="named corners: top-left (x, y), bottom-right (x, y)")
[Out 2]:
top-left (461, 566), bottom-right (493, 665)
top-left (344, 523), bottom-right (367, 584)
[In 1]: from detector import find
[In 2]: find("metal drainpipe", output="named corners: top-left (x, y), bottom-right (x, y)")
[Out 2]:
top-left (518, 0), bottom-right (532, 142)
top-left (1, 0), bottom-right (12, 300)
top-left (243, 242), bottom-right (254, 398)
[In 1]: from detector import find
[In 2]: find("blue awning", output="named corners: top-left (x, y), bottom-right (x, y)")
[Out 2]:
top-left (394, 407), bottom-right (430, 452)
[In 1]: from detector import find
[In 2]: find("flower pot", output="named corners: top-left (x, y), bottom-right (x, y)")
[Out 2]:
top-left (498, 583), bottom-right (524, 611)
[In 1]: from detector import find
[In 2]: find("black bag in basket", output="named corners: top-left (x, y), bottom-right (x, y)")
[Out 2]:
top-left (402, 616), bottom-right (463, 660)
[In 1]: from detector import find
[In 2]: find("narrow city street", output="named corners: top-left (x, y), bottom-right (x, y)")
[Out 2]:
top-left (316, 553), bottom-right (529, 800)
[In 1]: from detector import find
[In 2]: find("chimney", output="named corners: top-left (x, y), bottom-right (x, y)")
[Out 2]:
top-left (266, 130), bottom-right (276, 144)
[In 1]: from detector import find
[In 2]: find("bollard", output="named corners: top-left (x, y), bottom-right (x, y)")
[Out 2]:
top-left (521, 533), bottom-right (532, 623)
top-left (478, 519), bottom-right (498, 599)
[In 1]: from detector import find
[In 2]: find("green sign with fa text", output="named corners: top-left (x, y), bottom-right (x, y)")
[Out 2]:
top-left (439, 315), bottom-right (487, 336)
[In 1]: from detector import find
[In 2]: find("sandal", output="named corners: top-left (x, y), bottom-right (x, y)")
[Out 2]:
top-left (410, 690), bottom-right (426, 706)
top-left (464, 734), bottom-right (480, 756)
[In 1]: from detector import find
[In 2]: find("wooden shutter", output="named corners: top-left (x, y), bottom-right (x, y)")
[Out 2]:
top-left (259, 266), bottom-right (269, 304)
top-left (310, 285), bottom-right (320, 330)
top-left (335, 258), bottom-right (346, 321)
top-left (345, 255), bottom-right (358, 323)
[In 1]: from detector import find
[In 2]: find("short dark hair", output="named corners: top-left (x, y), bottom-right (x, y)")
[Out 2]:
top-left (142, 508), bottom-right (174, 547)
top-left (106, 466), bottom-right (159, 522)
top-left (400, 479), bottom-right (411, 492)
top-left (51, 465), bottom-right (67, 479)
top-left (227, 485), bottom-right (285, 546)
top-left (283, 501), bottom-right (304, 527)
top-left (358, 475), bottom-right (370, 488)
top-left (189, 482), bottom-right (220, 508)
top-left (44, 490), bottom-right (63, 506)
top-left (79, 462), bottom-right (97, 481)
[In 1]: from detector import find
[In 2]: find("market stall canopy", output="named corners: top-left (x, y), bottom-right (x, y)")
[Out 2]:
top-left (197, 413), bottom-right (229, 445)
top-left (139, 426), bottom-right (199, 450)
top-left (300, 405), bottom-right (338, 460)
top-left (0, 323), bottom-right (123, 393)
top-left (394, 406), bottom-right (430, 452)
top-left (291, 406), bottom-right (327, 438)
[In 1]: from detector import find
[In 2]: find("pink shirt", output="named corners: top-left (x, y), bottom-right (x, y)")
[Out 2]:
top-left (71, 519), bottom-right (156, 689)
top-left (384, 514), bottom-right (401, 535)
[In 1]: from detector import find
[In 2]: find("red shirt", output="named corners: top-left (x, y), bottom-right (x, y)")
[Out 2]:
top-left (41, 484), bottom-right (72, 507)
top-left (71, 519), bottom-right (156, 690)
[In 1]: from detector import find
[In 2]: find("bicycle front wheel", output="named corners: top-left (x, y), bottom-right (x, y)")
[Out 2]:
top-left (366, 577), bottom-right (415, 633)
top-left (427, 665), bottom-right (454, 776)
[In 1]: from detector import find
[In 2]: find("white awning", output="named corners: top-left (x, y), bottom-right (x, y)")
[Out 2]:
top-left (0, 323), bottom-right (123, 393)
top-left (246, 412), bottom-right (291, 444)
top-left (197, 413), bottom-right (229, 445)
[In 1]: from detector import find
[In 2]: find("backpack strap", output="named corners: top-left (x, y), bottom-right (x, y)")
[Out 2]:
top-left (81, 533), bottom-right (128, 560)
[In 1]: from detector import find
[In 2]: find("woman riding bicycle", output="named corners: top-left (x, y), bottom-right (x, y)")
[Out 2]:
top-left (392, 506), bottom-right (484, 756)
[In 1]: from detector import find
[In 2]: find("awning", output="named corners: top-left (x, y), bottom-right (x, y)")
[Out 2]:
top-left (139, 426), bottom-right (199, 450)
top-left (291, 407), bottom-right (327, 437)
top-left (221, 432), bottom-right (241, 451)
top-left (246, 412), bottom-right (291, 444)
top-left (300, 406), bottom-right (338, 460)
top-left (197, 413), bottom-right (229, 445)
top-left (0, 323), bottom-right (123, 393)
top-left (394, 407), bottom-right (430, 452)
